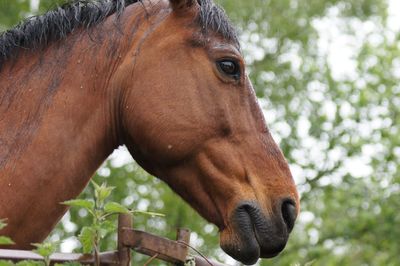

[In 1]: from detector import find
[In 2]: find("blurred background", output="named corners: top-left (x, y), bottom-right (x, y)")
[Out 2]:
top-left (1, 0), bottom-right (399, 265)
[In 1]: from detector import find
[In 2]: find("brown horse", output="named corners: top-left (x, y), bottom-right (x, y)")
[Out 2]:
top-left (0, 0), bottom-right (299, 264)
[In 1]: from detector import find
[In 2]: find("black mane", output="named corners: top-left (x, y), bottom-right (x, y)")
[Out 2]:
top-left (0, 0), bottom-right (238, 66)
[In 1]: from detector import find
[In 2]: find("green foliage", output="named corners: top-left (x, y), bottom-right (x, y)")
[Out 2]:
top-left (14, 261), bottom-right (43, 266)
top-left (0, 0), bottom-right (63, 30)
top-left (0, 1), bottom-right (30, 30)
top-left (0, 220), bottom-right (7, 231)
top-left (92, 182), bottom-right (114, 205)
top-left (0, 261), bottom-right (14, 266)
top-left (63, 181), bottom-right (125, 265)
top-left (63, 181), bottom-right (162, 265)
top-left (0, 220), bottom-right (14, 245)
top-left (32, 242), bottom-right (58, 266)
top-left (103, 202), bottom-right (129, 214)
top-left (62, 200), bottom-right (95, 212)
top-left (78, 226), bottom-right (96, 254)
top-left (0, 237), bottom-right (14, 246)
top-left (0, 261), bottom-right (78, 266)
top-left (54, 263), bottom-right (81, 266)
top-left (0, 240), bottom-right (75, 266)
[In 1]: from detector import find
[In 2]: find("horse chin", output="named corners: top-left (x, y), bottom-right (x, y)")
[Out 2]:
top-left (220, 229), bottom-right (261, 265)
top-left (220, 227), bottom-right (284, 265)
top-left (219, 201), bottom-right (291, 265)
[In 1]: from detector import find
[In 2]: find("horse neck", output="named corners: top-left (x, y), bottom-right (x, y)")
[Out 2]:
top-left (0, 1), bottom-right (167, 246)
top-left (0, 37), bottom-right (120, 176)
top-left (0, 16), bottom-right (130, 245)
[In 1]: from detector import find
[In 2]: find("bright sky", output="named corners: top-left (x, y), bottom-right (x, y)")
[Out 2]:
top-left (30, 0), bottom-right (40, 12)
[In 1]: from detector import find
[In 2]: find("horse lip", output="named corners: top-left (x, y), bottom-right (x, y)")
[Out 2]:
top-left (239, 201), bottom-right (287, 259)
top-left (223, 205), bottom-right (260, 264)
top-left (253, 223), bottom-right (261, 248)
top-left (262, 252), bottom-right (280, 258)
top-left (252, 217), bottom-right (282, 258)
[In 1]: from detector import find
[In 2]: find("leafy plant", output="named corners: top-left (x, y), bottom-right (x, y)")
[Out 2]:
top-left (0, 219), bottom-right (14, 245)
top-left (0, 239), bottom-right (73, 266)
top-left (14, 261), bottom-right (43, 266)
top-left (0, 260), bottom-right (14, 266)
top-left (0, 181), bottom-right (163, 266)
top-left (63, 181), bottom-right (163, 266)
top-left (31, 242), bottom-right (58, 266)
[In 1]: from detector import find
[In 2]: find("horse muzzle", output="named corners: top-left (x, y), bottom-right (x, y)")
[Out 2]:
top-left (220, 200), bottom-right (297, 265)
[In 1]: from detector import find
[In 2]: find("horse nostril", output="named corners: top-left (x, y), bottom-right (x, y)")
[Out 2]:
top-left (281, 200), bottom-right (297, 232)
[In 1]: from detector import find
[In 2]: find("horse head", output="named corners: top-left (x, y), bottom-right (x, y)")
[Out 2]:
top-left (115, 0), bottom-right (300, 264)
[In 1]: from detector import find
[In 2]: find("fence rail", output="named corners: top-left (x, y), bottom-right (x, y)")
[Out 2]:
top-left (0, 214), bottom-right (229, 266)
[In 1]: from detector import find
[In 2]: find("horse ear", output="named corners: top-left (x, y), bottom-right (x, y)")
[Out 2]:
top-left (170, 0), bottom-right (197, 11)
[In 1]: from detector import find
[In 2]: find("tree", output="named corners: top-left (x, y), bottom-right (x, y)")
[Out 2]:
top-left (1, 0), bottom-right (399, 265)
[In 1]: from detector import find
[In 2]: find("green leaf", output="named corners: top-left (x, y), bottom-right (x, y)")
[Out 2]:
top-left (0, 236), bottom-right (15, 245)
top-left (54, 263), bottom-right (81, 266)
top-left (62, 199), bottom-right (94, 211)
top-left (0, 219), bottom-right (8, 230)
top-left (99, 220), bottom-right (115, 238)
top-left (95, 183), bottom-right (114, 203)
top-left (90, 180), bottom-right (101, 191)
top-left (104, 202), bottom-right (129, 214)
top-left (15, 261), bottom-right (43, 266)
top-left (79, 226), bottom-right (95, 254)
top-left (0, 260), bottom-right (15, 266)
top-left (32, 242), bottom-right (57, 258)
top-left (98, 187), bottom-right (114, 203)
top-left (131, 210), bottom-right (165, 217)
top-left (100, 220), bottom-right (115, 231)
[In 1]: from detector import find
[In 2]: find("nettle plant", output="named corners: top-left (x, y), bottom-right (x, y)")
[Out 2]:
top-left (0, 181), bottom-right (163, 266)
top-left (64, 181), bottom-right (125, 264)
top-left (0, 235), bottom-right (78, 266)
top-left (63, 181), bottom-right (163, 266)
top-left (0, 220), bottom-right (14, 246)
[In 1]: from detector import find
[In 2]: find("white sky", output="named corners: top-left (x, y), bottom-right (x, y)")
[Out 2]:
top-left (30, 0), bottom-right (40, 13)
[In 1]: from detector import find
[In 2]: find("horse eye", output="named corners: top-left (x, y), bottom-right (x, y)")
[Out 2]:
top-left (217, 60), bottom-right (240, 80)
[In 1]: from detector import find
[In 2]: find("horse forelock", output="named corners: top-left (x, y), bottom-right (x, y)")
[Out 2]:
top-left (0, 0), bottom-right (239, 67)
top-left (196, 0), bottom-right (240, 49)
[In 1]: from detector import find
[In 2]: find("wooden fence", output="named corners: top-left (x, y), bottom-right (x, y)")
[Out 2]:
top-left (0, 214), bottom-right (228, 266)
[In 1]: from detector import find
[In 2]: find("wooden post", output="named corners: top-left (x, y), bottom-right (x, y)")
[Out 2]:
top-left (117, 214), bottom-right (132, 266)
top-left (175, 228), bottom-right (190, 265)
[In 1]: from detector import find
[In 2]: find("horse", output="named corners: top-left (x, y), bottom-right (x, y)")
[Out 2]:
top-left (0, 0), bottom-right (299, 264)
